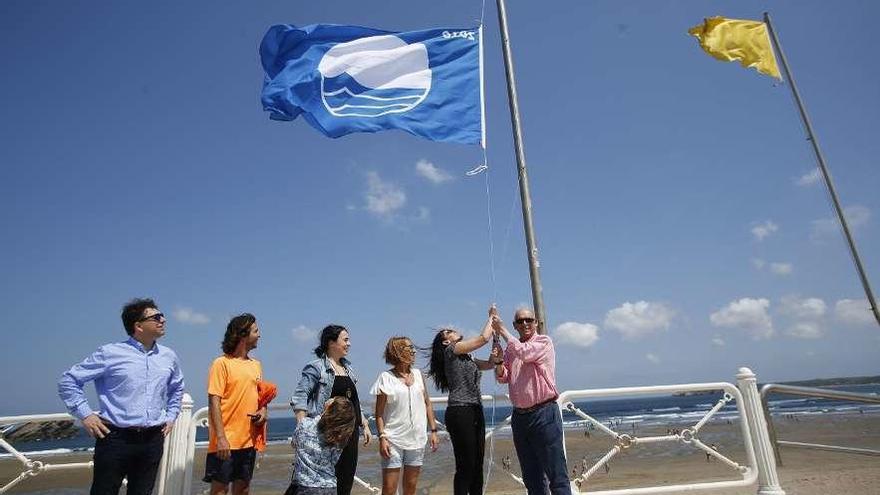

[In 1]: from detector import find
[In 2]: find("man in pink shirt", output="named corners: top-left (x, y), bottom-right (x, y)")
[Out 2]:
top-left (492, 307), bottom-right (571, 495)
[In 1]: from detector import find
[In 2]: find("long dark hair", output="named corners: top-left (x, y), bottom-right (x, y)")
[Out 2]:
top-left (315, 325), bottom-right (347, 358)
top-left (222, 313), bottom-right (256, 354)
top-left (425, 329), bottom-right (451, 392)
top-left (318, 396), bottom-right (356, 447)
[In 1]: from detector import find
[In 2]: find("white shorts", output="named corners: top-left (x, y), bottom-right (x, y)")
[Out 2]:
top-left (381, 443), bottom-right (425, 469)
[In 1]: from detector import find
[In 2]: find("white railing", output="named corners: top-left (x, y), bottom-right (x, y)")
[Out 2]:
top-left (0, 412), bottom-right (94, 493)
top-left (560, 381), bottom-right (756, 494)
top-left (760, 383), bottom-right (880, 465)
top-left (1, 369), bottom-right (788, 494)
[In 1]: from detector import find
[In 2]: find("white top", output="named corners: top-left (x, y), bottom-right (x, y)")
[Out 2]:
top-left (369, 368), bottom-right (428, 450)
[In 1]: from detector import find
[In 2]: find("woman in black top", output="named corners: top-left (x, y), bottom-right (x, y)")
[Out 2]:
top-left (291, 325), bottom-right (372, 495)
top-left (425, 305), bottom-right (499, 495)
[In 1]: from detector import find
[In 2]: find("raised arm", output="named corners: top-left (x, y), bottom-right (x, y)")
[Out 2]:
top-left (452, 305), bottom-right (498, 355)
top-left (491, 318), bottom-right (511, 383)
top-left (505, 335), bottom-right (552, 364)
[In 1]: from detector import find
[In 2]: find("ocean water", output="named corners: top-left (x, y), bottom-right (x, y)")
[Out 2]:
top-left (6, 384), bottom-right (879, 455)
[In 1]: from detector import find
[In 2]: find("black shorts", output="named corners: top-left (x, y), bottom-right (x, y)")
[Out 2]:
top-left (203, 447), bottom-right (257, 484)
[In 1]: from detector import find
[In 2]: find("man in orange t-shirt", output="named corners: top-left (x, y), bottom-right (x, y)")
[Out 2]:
top-left (204, 313), bottom-right (266, 495)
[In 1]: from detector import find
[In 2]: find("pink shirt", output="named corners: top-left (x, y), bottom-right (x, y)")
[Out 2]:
top-left (495, 334), bottom-right (559, 409)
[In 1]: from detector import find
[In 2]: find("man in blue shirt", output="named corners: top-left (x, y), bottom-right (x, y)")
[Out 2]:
top-left (58, 298), bottom-right (185, 495)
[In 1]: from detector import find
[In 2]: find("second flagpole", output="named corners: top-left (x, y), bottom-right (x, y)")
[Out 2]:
top-left (764, 12), bottom-right (880, 327)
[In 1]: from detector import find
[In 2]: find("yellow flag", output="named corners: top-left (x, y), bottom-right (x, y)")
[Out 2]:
top-left (689, 16), bottom-right (781, 80)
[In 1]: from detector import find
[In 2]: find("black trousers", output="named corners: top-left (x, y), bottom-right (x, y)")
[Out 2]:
top-left (445, 404), bottom-right (486, 495)
top-left (334, 426), bottom-right (359, 495)
top-left (90, 426), bottom-right (165, 495)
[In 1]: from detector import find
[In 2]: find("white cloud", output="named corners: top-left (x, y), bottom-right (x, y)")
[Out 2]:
top-left (604, 301), bottom-right (675, 340)
top-left (753, 259), bottom-right (792, 275)
top-left (835, 299), bottom-right (875, 326)
top-left (291, 325), bottom-right (316, 343)
top-left (769, 262), bottom-right (793, 275)
top-left (778, 296), bottom-right (826, 339)
top-left (415, 159), bottom-right (452, 184)
top-left (795, 169), bottom-right (821, 187)
top-left (779, 296), bottom-right (826, 319)
top-left (554, 322), bottom-right (600, 348)
top-left (645, 353), bottom-right (661, 364)
top-left (364, 171), bottom-right (406, 219)
top-left (711, 335), bottom-right (726, 347)
top-left (751, 220), bottom-right (779, 241)
top-left (811, 205), bottom-right (870, 241)
top-left (786, 321), bottom-right (823, 339)
top-left (172, 307), bottom-right (210, 325)
top-left (710, 298), bottom-right (774, 339)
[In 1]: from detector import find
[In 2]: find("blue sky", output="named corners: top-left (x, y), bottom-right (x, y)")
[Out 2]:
top-left (2, 0), bottom-right (878, 415)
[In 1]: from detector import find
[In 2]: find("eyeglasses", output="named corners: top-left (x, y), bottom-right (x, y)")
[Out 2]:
top-left (139, 313), bottom-right (165, 323)
top-left (514, 317), bottom-right (536, 325)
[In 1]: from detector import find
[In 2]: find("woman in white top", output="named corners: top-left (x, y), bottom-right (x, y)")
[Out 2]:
top-left (370, 336), bottom-right (439, 495)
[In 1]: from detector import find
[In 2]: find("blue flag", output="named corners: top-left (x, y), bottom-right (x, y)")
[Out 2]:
top-left (260, 24), bottom-right (484, 145)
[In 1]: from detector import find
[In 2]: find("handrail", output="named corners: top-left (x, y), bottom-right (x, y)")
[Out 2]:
top-left (760, 383), bottom-right (880, 466)
top-left (558, 381), bottom-right (759, 494)
top-left (0, 371), bottom-right (789, 495)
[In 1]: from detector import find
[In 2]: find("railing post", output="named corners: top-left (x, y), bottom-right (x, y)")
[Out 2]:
top-left (183, 406), bottom-right (207, 495)
top-left (156, 393), bottom-right (193, 495)
top-left (737, 368), bottom-right (786, 495)
top-left (759, 386), bottom-right (784, 467)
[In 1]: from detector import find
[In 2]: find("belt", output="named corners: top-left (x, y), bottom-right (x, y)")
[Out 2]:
top-left (103, 422), bottom-right (163, 434)
top-left (513, 396), bottom-right (558, 414)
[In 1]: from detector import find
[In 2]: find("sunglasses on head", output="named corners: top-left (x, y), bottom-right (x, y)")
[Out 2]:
top-left (139, 313), bottom-right (165, 323)
top-left (514, 317), bottom-right (536, 325)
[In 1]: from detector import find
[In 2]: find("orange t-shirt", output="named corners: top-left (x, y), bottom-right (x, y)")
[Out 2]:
top-left (207, 355), bottom-right (262, 452)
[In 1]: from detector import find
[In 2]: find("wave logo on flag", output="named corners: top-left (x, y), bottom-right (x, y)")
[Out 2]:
top-left (318, 35), bottom-right (432, 118)
top-left (261, 24), bottom-right (483, 145)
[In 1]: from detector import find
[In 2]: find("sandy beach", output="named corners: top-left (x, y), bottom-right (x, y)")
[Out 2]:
top-left (2, 413), bottom-right (878, 494)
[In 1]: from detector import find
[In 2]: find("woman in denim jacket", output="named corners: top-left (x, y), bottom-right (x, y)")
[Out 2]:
top-left (292, 325), bottom-right (372, 495)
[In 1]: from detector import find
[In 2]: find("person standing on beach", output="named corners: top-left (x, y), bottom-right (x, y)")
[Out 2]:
top-left (58, 298), bottom-right (185, 495)
top-left (291, 325), bottom-right (372, 495)
top-left (491, 308), bottom-right (571, 495)
top-left (425, 306), bottom-right (498, 495)
top-left (371, 336), bottom-right (440, 495)
top-left (203, 313), bottom-right (266, 495)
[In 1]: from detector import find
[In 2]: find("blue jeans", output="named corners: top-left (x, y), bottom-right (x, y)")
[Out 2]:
top-left (511, 402), bottom-right (571, 495)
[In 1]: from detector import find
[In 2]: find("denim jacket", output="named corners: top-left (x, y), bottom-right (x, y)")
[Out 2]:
top-left (290, 356), bottom-right (359, 419)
